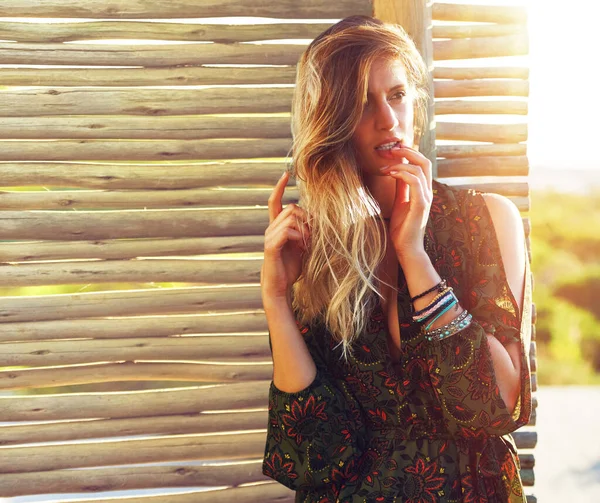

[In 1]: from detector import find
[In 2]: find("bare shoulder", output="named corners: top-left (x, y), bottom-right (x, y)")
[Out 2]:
top-left (480, 192), bottom-right (526, 313)
top-left (480, 192), bottom-right (521, 222)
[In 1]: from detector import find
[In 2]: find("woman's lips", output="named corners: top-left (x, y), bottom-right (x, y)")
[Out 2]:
top-left (374, 145), bottom-right (403, 160)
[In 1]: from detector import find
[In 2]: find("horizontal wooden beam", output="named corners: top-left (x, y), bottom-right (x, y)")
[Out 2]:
top-left (434, 66), bottom-right (528, 80)
top-left (0, 138), bottom-right (292, 162)
top-left (0, 431), bottom-right (267, 473)
top-left (435, 99), bottom-right (527, 115)
top-left (71, 483), bottom-right (295, 503)
top-left (78, 483), bottom-right (295, 503)
top-left (434, 34), bottom-right (528, 61)
top-left (0, 0), bottom-right (371, 19)
top-left (433, 23), bottom-right (525, 39)
top-left (0, 286), bottom-right (263, 324)
top-left (0, 380), bottom-right (271, 421)
top-left (437, 144), bottom-right (527, 158)
top-left (0, 409), bottom-right (269, 445)
top-left (0, 161), bottom-right (289, 189)
top-left (0, 66), bottom-right (298, 87)
top-left (0, 41), bottom-right (309, 67)
top-left (0, 186), bottom-right (296, 210)
top-left (0, 115), bottom-right (294, 140)
top-left (437, 156), bottom-right (528, 177)
top-left (0, 208), bottom-right (270, 240)
top-left (0, 460), bottom-right (269, 497)
top-left (435, 80), bottom-right (528, 99)
top-left (0, 312), bottom-right (268, 344)
top-left (0, 360), bottom-right (274, 390)
top-left (432, 3), bottom-right (528, 24)
top-left (1, 335), bottom-right (271, 367)
top-left (0, 88), bottom-right (295, 117)
top-left (0, 236), bottom-right (266, 263)
top-left (0, 20), bottom-right (334, 43)
top-left (436, 122), bottom-right (527, 143)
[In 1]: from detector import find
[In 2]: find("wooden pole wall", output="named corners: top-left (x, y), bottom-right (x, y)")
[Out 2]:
top-left (0, 0), bottom-right (534, 500)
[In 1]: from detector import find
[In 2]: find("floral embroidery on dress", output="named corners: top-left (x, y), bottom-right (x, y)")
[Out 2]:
top-left (263, 180), bottom-right (532, 502)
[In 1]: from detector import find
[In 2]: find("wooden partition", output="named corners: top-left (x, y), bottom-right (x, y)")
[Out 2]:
top-left (0, 1), bottom-right (536, 501)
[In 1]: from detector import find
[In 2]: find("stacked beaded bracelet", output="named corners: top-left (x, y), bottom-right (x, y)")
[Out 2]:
top-left (424, 296), bottom-right (458, 331)
top-left (412, 287), bottom-right (455, 323)
top-left (410, 278), bottom-right (473, 341)
top-left (425, 310), bottom-right (473, 342)
top-left (410, 279), bottom-right (447, 302)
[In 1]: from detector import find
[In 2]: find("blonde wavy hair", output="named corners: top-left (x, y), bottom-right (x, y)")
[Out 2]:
top-left (289, 15), bottom-right (430, 361)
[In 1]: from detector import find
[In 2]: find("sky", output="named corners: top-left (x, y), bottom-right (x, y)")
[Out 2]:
top-left (521, 0), bottom-right (598, 168)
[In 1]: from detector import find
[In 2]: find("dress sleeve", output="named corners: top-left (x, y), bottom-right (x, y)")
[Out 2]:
top-left (262, 315), bottom-right (367, 495)
top-left (424, 189), bottom-right (533, 440)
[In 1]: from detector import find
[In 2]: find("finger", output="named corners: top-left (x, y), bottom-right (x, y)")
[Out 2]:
top-left (265, 226), bottom-right (306, 255)
top-left (388, 147), bottom-right (432, 192)
top-left (388, 171), bottom-right (426, 214)
top-left (268, 202), bottom-right (300, 232)
top-left (383, 163), bottom-right (428, 192)
top-left (292, 214), bottom-right (312, 245)
top-left (289, 212), bottom-right (311, 246)
top-left (268, 171), bottom-right (290, 224)
top-left (267, 201), bottom-right (294, 233)
top-left (269, 208), bottom-right (310, 243)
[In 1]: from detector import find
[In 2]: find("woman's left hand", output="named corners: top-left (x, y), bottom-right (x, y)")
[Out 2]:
top-left (379, 146), bottom-right (433, 259)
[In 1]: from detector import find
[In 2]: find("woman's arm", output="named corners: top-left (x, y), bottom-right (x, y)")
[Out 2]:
top-left (479, 193), bottom-right (526, 413)
top-left (264, 296), bottom-right (317, 393)
top-left (262, 314), bottom-right (368, 495)
top-left (376, 145), bottom-right (532, 437)
top-left (397, 193), bottom-right (526, 416)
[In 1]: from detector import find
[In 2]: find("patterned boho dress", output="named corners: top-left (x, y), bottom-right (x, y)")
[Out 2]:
top-left (262, 179), bottom-right (533, 503)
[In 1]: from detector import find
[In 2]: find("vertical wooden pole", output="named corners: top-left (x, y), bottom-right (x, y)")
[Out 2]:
top-left (372, 0), bottom-right (437, 177)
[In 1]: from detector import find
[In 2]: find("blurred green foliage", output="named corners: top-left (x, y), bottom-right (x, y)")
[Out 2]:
top-left (530, 189), bottom-right (600, 385)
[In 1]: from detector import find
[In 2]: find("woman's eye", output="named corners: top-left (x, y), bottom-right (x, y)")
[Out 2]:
top-left (363, 91), bottom-right (406, 108)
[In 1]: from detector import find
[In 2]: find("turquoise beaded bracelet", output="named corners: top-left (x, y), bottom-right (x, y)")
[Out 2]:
top-left (424, 299), bottom-right (458, 331)
top-left (413, 290), bottom-right (457, 323)
top-left (425, 310), bottom-right (472, 342)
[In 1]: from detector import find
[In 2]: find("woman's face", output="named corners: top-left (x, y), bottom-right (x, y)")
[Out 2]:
top-left (351, 57), bottom-right (416, 177)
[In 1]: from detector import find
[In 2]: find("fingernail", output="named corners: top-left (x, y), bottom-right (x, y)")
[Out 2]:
top-left (379, 165), bottom-right (390, 171)
top-left (280, 171), bottom-right (287, 178)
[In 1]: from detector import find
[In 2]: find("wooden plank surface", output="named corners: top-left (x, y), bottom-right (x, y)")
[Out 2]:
top-left (0, 0), bottom-right (372, 19)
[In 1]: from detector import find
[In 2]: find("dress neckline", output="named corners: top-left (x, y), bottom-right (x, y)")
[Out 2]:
top-left (377, 213), bottom-right (437, 367)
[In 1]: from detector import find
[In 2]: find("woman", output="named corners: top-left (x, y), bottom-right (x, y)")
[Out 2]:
top-left (260, 15), bottom-right (532, 503)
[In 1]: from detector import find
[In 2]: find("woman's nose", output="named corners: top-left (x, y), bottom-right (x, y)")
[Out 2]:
top-left (374, 101), bottom-right (400, 130)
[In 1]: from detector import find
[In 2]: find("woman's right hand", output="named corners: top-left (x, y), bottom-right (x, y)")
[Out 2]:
top-left (261, 171), bottom-right (311, 303)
